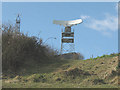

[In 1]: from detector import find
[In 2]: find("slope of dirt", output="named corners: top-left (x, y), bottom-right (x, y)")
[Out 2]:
top-left (2, 54), bottom-right (119, 88)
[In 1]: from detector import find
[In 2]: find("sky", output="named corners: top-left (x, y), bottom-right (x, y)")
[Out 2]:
top-left (2, 2), bottom-right (118, 59)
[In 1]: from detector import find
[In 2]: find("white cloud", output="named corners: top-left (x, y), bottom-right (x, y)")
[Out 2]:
top-left (102, 31), bottom-right (112, 38)
top-left (80, 15), bottom-right (90, 20)
top-left (86, 14), bottom-right (118, 33)
top-left (80, 4), bottom-right (118, 37)
top-left (116, 3), bottom-right (118, 12)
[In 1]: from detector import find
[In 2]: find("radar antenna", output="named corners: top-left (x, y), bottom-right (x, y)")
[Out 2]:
top-left (53, 19), bottom-right (82, 54)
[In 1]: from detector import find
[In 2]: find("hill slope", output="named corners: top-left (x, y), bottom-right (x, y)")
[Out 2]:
top-left (2, 54), bottom-right (119, 88)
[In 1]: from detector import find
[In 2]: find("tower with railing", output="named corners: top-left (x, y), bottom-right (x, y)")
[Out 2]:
top-left (53, 19), bottom-right (82, 54)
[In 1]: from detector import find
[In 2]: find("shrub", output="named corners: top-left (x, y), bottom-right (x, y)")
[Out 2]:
top-left (2, 24), bottom-right (58, 73)
top-left (93, 79), bottom-right (106, 85)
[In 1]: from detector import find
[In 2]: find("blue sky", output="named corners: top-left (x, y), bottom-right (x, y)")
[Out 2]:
top-left (2, 2), bottom-right (118, 59)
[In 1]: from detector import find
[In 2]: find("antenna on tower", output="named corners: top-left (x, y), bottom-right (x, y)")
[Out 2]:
top-left (16, 14), bottom-right (21, 32)
top-left (53, 19), bottom-right (82, 55)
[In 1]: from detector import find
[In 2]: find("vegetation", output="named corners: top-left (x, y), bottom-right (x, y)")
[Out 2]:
top-left (2, 24), bottom-right (119, 88)
top-left (2, 53), bottom-right (119, 88)
top-left (2, 24), bottom-right (58, 74)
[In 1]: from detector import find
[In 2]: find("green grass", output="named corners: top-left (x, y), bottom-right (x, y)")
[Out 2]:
top-left (3, 82), bottom-right (119, 88)
top-left (2, 53), bottom-right (119, 88)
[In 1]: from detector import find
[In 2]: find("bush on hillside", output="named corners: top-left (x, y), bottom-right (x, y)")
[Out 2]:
top-left (2, 24), bottom-right (58, 73)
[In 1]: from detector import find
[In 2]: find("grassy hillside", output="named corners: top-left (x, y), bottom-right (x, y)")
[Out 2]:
top-left (2, 24), bottom-right (119, 88)
top-left (2, 53), bottom-right (119, 88)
